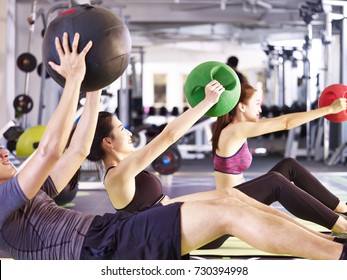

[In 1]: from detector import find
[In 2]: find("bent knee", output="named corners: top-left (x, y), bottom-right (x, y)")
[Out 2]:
top-left (267, 171), bottom-right (286, 181)
top-left (281, 157), bottom-right (297, 166)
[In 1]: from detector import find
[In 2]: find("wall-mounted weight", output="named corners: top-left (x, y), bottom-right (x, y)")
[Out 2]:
top-left (17, 52), bottom-right (37, 72)
top-left (152, 146), bottom-right (182, 175)
top-left (13, 94), bottom-right (34, 114)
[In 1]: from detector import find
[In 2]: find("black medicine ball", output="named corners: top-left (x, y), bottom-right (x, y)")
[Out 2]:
top-left (42, 4), bottom-right (132, 91)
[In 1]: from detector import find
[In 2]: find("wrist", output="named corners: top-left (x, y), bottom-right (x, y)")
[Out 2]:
top-left (64, 77), bottom-right (83, 89)
top-left (202, 97), bottom-right (217, 107)
top-left (327, 106), bottom-right (334, 114)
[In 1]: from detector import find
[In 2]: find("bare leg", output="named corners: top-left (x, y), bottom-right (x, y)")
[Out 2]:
top-left (179, 197), bottom-right (343, 259)
top-left (165, 187), bottom-right (336, 241)
top-left (335, 201), bottom-right (347, 214)
top-left (332, 216), bottom-right (347, 233)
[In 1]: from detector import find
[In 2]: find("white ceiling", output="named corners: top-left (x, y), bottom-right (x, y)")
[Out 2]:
top-left (21, 0), bottom-right (345, 46)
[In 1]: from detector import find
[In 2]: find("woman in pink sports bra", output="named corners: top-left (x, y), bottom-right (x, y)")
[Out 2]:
top-left (211, 83), bottom-right (347, 237)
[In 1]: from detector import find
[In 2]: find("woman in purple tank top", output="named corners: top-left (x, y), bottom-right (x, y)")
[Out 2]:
top-left (211, 83), bottom-right (347, 237)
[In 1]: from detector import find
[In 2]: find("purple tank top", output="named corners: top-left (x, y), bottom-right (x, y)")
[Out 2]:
top-left (214, 141), bottom-right (252, 174)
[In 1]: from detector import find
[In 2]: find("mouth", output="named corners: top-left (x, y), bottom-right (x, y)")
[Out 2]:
top-left (2, 160), bottom-right (10, 165)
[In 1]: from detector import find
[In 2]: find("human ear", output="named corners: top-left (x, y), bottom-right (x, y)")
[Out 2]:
top-left (238, 102), bottom-right (246, 113)
top-left (103, 137), bottom-right (113, 146)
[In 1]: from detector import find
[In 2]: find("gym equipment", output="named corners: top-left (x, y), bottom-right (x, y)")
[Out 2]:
top-left (177, 117), bottom-right (215, 159)
top-left (42, 4), bottom-right (132, 91)
top-left (17, 0), bottom-right (43, 127)
top-left (318, 84), bottom-right (347, 123)
top-left (13, 94), bottom-right (34, 115)
top-left (54, 183), bottom-right (78, 206)
top-left (6, 141), bottom-right (17, 153)
top-left (3, 125), bottom-right (24, 153)
top-left (0, 121), bottom-right (17, 143)
top-left (17, 52), bottom-right (37, 73)
top-left (270, 105), bottom-right (284, 138)
top-left (16, 125), bottom-right (46, 157)
top-left (131, 124), bottom-right (149, 150)
top-left (152, 146), bottom-right (182, 175)
top-left (184, 61), bottom-right (241, 117)
top-left (3, 126), bottom-right (24, 142)
top-left (171, 107), bottom-right (179, 116)
top-left (37, 62), bottom-right (50, 79)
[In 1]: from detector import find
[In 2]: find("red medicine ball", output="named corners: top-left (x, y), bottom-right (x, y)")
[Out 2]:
top-left (318, 84), bottom-right (347, 123)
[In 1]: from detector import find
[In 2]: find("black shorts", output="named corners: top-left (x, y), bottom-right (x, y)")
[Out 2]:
top-left (80, 202), bottom-right (184, 260)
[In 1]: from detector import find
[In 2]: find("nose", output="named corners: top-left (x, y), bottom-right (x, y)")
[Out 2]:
top-left (0, 149), bottom-right (9, 159)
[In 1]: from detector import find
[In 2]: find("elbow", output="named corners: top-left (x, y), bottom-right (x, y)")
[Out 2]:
top-left (285, 120), bottom-right (299, 130)
top-left (282, 118), bottom-right (292, 130)
top-left (79, 145), bottom-right (91, 159)
top-left (163, 128), bottom-right (177, 146)
top-left (69, 145), bottom-right (91, 160)
top-left (284, 122), bottom-right (291, 130)
top-left (37, 140), bottom-right (63, 162)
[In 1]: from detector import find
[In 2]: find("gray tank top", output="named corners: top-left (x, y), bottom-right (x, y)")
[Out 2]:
top-left (0, 176), bottom-right (95, 259)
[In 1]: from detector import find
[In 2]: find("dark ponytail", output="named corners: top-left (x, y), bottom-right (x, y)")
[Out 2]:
top-left (211, 114), bottom-right (233, 154)
top-left (87, 111), bottom-right (114, 162)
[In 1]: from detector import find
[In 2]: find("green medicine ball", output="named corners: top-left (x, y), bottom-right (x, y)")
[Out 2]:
top-left (184, 61), bottom-right (241, 117)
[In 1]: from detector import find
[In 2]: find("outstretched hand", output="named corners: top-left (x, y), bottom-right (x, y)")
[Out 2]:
top-left (204, 80), bottom-right (225, 105)
top-left (48, 32), bottom-right (93, 83)
top-left (330, 98), bottom-right (347, 114)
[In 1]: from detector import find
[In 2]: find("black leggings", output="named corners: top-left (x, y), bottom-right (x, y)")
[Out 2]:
top-left (200, 157), bottom-right (341, 250)
top-left (235, 158), bottom-right (340, 230)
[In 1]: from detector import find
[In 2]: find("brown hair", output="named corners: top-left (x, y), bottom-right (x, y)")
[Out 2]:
top-left (87, 111), bottom-right (115, 162)
top-left (211, 83), bottom-right (256, 154)
top-left (67, 111), bottom-right (114, 190)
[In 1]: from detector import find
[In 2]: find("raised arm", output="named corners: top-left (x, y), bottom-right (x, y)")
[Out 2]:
top-left (50, 90), bottom-right (102, 193)
top-left (115, 80), bottom-right (224, 180)
top-left (230, 98), bottom-right (347, 139)
top-left (17, 32), bottom-right (92, 199)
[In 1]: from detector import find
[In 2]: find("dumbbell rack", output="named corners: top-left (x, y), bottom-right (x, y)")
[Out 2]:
top-left (0, 121), bottom-right (16, 140)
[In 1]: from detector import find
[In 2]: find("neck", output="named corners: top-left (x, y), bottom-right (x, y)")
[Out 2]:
top-left (103, 150), bottom-right (133, 171)
top-left (103, 159), bottom-right (118, 171)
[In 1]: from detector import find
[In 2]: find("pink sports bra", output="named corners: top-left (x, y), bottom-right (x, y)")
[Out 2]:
top-left (214, 141), bottom-right (252, 174)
